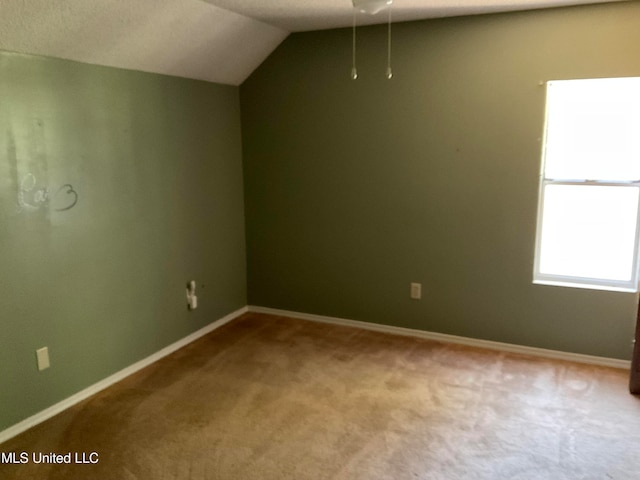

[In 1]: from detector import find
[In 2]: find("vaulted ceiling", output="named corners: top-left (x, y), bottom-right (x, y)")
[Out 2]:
top-left (0, 0), bottom-right (628, 85)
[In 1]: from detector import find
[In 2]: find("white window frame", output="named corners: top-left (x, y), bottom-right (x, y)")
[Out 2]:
top-left (533, 78), bottom-right (640, 293)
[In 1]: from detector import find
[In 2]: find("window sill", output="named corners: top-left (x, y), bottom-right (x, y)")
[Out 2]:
top-left (533, 279), bottom-right (638, 293)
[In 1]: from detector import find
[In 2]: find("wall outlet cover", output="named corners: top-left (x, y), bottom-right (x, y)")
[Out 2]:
top-left (36, 347), bottom-right (50, 371)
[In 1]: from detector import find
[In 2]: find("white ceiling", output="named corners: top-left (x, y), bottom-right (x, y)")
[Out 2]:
top-left (0, 0), bottom-right (628, 86)
top-left (203, 0), bottom-right (627, 32)
top-left (0, 0), bottom-right (288, 86)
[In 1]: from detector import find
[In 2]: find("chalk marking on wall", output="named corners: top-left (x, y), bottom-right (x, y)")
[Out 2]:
top-left (17, 173), bottom-right (78, 213)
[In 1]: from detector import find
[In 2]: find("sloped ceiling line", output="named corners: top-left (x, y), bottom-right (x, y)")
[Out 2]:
top-left (0, 0), bottom-right (628, 85)
top-left (0, 0), bottom-right (288, 86)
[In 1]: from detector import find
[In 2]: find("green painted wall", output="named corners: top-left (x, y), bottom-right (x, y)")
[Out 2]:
top-left (0, 52), bottom-right (247, 431)
top-left (241, 2), bottom-right (640, 360)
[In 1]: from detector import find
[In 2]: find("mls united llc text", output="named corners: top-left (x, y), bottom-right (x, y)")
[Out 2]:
top-left (1, 451), bottom-right (99, 464)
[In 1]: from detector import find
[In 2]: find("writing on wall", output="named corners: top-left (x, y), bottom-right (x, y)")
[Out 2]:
top-left (17, 173), bottom-right (78, 213)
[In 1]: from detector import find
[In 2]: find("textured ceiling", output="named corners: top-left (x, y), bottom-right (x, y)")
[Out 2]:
top-left (0, 0), bottom-right (629, 86)
top-left (203, 0), bottom-right (628, 32)
top-left (0, 0), bottom-right (288, 86)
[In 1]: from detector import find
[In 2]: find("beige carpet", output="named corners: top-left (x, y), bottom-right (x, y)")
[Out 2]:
top-left (1, 312), bottom-right (640, 479)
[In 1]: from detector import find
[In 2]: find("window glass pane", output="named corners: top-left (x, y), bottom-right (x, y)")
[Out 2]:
top-left (538, 184), bottom-right (639, 281)
top-left (544, 78), bottom-right (640, 181)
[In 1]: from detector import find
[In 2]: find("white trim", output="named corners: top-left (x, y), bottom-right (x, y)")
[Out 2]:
top-left (0, 306), bottom-right (248, 445)
top-left (248, 306), bottom-right (631, 370)
top-left (533, 278), bottom-right (638, 293)
top-left (2, 304), bottom-right (630, 445)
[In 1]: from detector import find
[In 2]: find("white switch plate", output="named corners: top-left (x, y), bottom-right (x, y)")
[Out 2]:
top-left (36, 347), bottom-right (50, 371)
top-left (410, 282), bottom-right (422, 300)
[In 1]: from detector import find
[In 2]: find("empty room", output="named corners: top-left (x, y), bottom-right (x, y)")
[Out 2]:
top-left (1, 0), bottom-right (640, 478)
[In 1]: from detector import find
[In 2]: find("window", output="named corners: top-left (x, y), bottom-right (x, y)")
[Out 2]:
top-left (533, 77), bottom-right (640, 292)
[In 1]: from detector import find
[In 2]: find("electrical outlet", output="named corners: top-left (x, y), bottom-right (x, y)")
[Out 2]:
top-left (186, 280), bottom-right (198, 310)
top-left (410, 282), bottom-right (422, 300)
top-left (36, 347), bottom-right (50, 371)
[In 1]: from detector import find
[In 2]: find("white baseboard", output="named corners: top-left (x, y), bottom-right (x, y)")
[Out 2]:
top-left (2, 304), bottom-right (630, 445)
top-left (248, 306), bottom-right (631, 370)
top-left (0, 306), bottom-right (248, 446)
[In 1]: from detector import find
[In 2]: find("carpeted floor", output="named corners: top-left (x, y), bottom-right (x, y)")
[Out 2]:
top-left (1, 312), bottom-right (640, 479)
